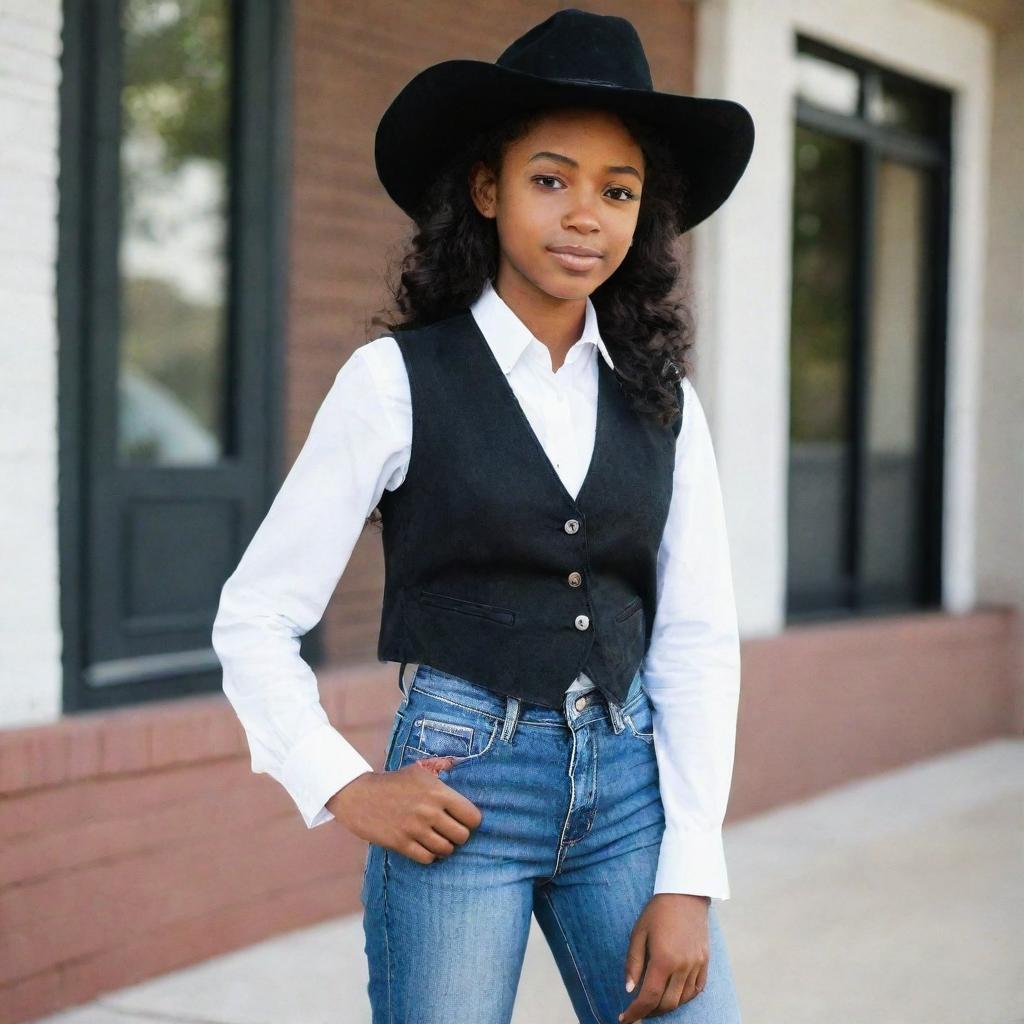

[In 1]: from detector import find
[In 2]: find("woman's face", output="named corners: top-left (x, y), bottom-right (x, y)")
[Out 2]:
top-left (469, 107), bottom-right (645, 302)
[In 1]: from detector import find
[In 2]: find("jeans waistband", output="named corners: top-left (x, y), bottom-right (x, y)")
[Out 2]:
top-left (399, 661), bottom-right (646, 731)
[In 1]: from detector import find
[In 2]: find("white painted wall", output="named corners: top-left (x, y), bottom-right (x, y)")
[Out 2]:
top-left (693, 0), bottom-right (996, 636)
top-left (0, 0), bottom-right (64, 727)
top-left (976, 22), bottom-right (1024, 611)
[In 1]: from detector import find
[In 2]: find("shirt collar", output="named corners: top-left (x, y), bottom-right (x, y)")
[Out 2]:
top-left (469, 277), bottom-right (615, 374)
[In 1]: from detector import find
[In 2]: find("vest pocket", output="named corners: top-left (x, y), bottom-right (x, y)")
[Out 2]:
top-left (614, 595), bottom-right (643, 622)
top-left (417, 588), bottom-right (516, 626)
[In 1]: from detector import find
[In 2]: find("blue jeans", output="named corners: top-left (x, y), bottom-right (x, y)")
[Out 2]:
top-left (360, 663), bottom-right (742, 1023)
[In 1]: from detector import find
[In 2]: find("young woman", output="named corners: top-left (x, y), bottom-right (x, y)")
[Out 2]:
top-left (213, 9), bottom-right (754, 1023)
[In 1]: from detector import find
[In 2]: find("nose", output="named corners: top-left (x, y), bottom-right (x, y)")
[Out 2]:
top-left (562, 194), bottom-right (602, 233)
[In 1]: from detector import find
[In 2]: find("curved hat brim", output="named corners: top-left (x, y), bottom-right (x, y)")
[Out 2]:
top-left (375, 59), bottom-right (755, 234)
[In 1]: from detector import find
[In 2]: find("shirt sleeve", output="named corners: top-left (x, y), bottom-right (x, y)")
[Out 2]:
top-left (642, 375), bottom-right (742, 900)
top-left (211, 342), bottom-right (409, 828)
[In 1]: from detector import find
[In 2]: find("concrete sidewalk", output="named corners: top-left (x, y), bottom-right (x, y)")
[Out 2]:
top-left (39, 738), bottom-right (1023, 1024)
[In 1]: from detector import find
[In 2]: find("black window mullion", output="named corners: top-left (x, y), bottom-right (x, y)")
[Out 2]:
top-left (847, 69), bottom-right (883, 613)
top-left (848, 132), bottom-right (873, 613)
top-left (918, 144), bottom-right (952, 607)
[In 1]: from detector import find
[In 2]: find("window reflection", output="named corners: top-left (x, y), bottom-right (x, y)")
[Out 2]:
top-left (118, 0), bottom-right (231, 466)
top-left (867, 77), bottom-right (937, 133)
top-left (862, 160), bottom-right (927, 601)
top-left (787, 125), bottom-right (858, 607)
top-left (795, 50), bottom-right (859, 115)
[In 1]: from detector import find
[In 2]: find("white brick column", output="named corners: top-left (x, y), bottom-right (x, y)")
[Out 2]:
top-left (0, 1), bottom-right (64, 727)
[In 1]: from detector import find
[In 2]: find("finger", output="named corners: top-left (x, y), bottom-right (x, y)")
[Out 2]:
top-left (679, 961), bottom-right (703, 1004)
top-left (429, 811), bottom-right (473, 847)
top-left (413, 825), bottom-right (456, 859)
top-left (410, 759), bottom-right (483, 830)
top-left (692, 958), bottom-right (709, 999)
top-left (622, 922), bottom-right (648, 995)
top-left (402, 837), bottom-right (440, 865)
top-left (411, 755), bottom-right (458, 775)
top-left (439, 785), bottom-right (484, 829)
top-left (659, 969), bottom-right (688, 1014)
top-left (619, 964), bottom-right (668, 1023)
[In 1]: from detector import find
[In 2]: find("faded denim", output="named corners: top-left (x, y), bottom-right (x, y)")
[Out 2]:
top-left (360, 663), bottom-right (742, 1024)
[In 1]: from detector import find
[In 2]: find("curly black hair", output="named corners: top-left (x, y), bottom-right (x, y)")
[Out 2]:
top-left (364, 105), bottom-right (695, 527)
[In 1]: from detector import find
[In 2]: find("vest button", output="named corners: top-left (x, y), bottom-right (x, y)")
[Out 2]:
top-left (568, 571), bottom-right (582, 587)
top-left (574, 614), bottom-right (590, 630)
top-left (564, 518), bottom-right (580, 534)
top-left (574, 695), bottom-right (590, 712)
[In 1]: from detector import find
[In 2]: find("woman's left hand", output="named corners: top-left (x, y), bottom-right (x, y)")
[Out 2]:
top-left (618, 893), bottom-right (711, 1021)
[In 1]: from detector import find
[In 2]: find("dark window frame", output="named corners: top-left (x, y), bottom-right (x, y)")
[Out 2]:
top-left (786, 34), bottom-right (951, 623)
top-left (57, 0), bottom-right (303, 712)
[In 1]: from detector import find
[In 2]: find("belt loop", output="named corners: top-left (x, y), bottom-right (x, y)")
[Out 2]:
top-left (501, 695), bottom-right (521, 743)
top-left (607, 696), bottom-right (626, 734)
top-left (608, 666), bottom-right (643, 734)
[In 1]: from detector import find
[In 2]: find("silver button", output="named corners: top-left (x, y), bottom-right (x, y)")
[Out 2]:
top-left (568, 571), bottom-right (582, 587)
top-left (574, 695), bottom-right (589, 712)
top-left (574, 614), bottom-right (590, 630)
top-left (564, 518), bottom-right (580, 534)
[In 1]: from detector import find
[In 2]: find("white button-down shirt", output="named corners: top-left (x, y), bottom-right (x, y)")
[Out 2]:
top-left (212, 277), bottom-right (741, 900)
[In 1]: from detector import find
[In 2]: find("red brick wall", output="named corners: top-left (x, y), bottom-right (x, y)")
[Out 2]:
top-left (728, 607), bottom-right (1024, 817)
top-left (0, 663), bottom-right (396, 1022)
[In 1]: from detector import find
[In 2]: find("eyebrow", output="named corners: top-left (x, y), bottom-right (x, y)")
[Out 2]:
top-left (527, 150), bottom-right (643, 182)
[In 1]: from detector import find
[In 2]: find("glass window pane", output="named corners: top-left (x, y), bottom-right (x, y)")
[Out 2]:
top-left (118, 0), bottom-right (232, 466)
top-left (867, 76), bottom-right (937, 133)
top-left (795, 50), bottom-right (860, 116)
top-left (862, 159), bottom-right (927, 602)
top-left (787, 125), bottom-right (859, 610)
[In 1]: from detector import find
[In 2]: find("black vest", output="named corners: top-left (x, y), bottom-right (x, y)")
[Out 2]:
top-left (375, 309), bottom-right (682, 709)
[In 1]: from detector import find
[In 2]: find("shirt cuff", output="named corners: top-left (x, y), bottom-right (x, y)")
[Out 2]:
top-left (279, 722), bottom-right (375, 828)
top-left (653, 823), bottom-right (731, 900)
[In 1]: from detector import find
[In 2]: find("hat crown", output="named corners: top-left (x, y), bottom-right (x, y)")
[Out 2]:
top-left (495, 8), bottom-right (653, 92)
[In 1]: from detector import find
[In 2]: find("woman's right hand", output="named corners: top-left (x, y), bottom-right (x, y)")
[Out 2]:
top-left (326, 758), bottom-right (483, 863)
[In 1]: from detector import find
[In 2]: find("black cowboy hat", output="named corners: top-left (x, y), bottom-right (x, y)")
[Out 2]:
top-left (374, 8), bottom-right (755, 235)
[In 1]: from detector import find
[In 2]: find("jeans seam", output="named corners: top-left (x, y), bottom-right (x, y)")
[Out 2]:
top-left (552, 721), bottom-right (578, 873)
top-left (566, 721), bottom-right (598, 844)
top-left (381, 847), bottom-right (394, 1023)
top-left (539, 886), bottom-right (604, 1024)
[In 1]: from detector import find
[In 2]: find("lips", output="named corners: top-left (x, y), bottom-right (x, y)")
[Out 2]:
top-left (547, 246), bottom-right (603, 271)
top-left (548, 245), bottom-right (603, 257)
